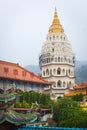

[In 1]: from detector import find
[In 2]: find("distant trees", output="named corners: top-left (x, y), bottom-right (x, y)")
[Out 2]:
top-left (53, 97), bottom-right (87, 128)
top-left (75, 65), bottom-right (87, 83)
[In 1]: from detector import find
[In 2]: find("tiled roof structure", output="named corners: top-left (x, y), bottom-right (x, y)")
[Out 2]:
top-left (0, 60), bottom-right (53, 85)
top-left (65, 83), bottom-right (87, 97)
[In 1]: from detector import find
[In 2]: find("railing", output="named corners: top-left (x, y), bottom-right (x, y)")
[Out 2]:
top-left (13, 126), bottom-right (86, 130)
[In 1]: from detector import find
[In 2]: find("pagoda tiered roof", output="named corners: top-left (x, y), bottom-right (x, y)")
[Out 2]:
top-left (0, 60), bottom-right (53, 85)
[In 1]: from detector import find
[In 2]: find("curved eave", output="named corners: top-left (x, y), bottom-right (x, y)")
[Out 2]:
top-left (0, 76), bottom-right (53, 85)
top-left (64, 91), bottom-right (86, 97)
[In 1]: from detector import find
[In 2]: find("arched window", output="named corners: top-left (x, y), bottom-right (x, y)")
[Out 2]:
top-left (64, 57), bottom-right (67, 62)
top-left (69, 81), bottom-right (71, 87)
top-left (57, 68), bottom-right (61, 75)
top-left (63, 81), bottom-right (66, 87)
top-left (57, 35), bottom-right (58, 39)
top-left (51, 57), bottom-right (54, 61)
top-left (67, 82), bottom-right (69, 87)
top-left (52, 48), bottom-right (54, 52)
top-left (47, 58), bottom-right (50, 63)
top-left (53, 69), bottom-right (56, 74)
top-left (60, 35), bottom-right (62, 40)
top-left (68, 69), bottom-right (70, 75)
top-left (58, 57), bottom-right (60, 62)
top-left (46, 69), bottom-right (49, 75)
top-left (63, 69), bottom-right (65, 75)
top-left (43, 71), bottom-right (45, 76)
top-left (53, 36), bottom-right (55, 39)
top-left (50, 37), bottom-right (51, 40)
top-left (49, 58), bottom-right (50, 62)
top-left (57, 80), bottom-right (62, 87)
top-left (55, 57), bottom-right (57, 62)
top-left (50, 69), bottom-right (52, 75)
top-left (69, 59), bottom-right (71, 63)
top-left (61, 57), bottom-right (63, 62)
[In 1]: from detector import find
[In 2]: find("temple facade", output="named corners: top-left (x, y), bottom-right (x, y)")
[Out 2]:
top-left (39, 9), bottom-right (75, 99)
top-left (0, 60), bottom-right (53, 94)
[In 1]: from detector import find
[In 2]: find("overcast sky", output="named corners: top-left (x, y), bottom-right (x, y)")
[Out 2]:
top-left (0, 0), bottom-right (87, 67)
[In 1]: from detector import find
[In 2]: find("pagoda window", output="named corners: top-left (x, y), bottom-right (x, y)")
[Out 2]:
top-left (57, 80), bottom-right (62, 87)
top-left (52, 48), bottom-right (54, 52)
top-left (67, 82), bottom-right (69, 87)
top-left (61, 57), bottom-right (63, 62)
top-left (53, 69), bottom-right (56, 74)
top-left (46, 69), bottom-right (49, 75)
top-left (64, 57), bottom-right (67, 62)
top-left (63, 69), bottom-right (65, 75)
top-left (60, 35), bottom-right (62, 40)
top-left (68, 69), bottom-right (71, 75)
top-left (57, 68), bottom-right (61, 75)
top-left (55, 57), bottom-right (57, 62)
top-left (50, 69), bottom-right (52, 75)
top-left (57, 35), bottom-right (59, 39)
top-left (53, 36), bottom-right (55, 39)
top-left (63, 81), bottom-right (66, 87)
top-left (69, 81), bottom-right (71, 87)
top-left (58, 57), bottom-right (60, 62)
top-left (69, 59), bottom-right (71, 63)
top-left (50, 37), bottom-right (51, 40)
top-left (48, 58), bottom-right (50, 63)
top-left (43, 71), bottom-right (45, 76)
top-left (51, 57), bottom-right (54, 61)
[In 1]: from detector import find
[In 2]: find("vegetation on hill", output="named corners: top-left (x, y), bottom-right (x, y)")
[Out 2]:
top-left (75, 65), bottom-right (87, 84)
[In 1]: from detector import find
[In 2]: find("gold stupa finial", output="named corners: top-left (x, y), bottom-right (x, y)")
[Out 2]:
top-left (55, 7), bottom-right (57, 12)
top-left (49, 8), bottom-right (64, 34)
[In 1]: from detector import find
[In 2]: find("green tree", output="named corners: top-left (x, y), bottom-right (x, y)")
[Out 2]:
top-left (53, 97), bottom-right (87, 128)
top-left (14, 101), bottom-right (22, 108)
top-left (72, 93), bottom-right (84, 101)
top-left (22, 100), bottom-right (30, 108)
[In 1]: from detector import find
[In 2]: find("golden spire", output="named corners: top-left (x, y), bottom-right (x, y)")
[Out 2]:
top-left (49, 8), bottom-right (64, 34)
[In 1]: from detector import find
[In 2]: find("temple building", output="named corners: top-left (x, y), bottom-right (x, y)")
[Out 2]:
top-left (0, 60), bottom-right (53, 93)
top-left (64, 82), bottom-right (87, 97)
top-left (39, 8), bottom-right (75, 99)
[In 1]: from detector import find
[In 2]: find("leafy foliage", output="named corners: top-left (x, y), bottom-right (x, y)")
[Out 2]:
top-left (15, 91), bottom-right (54, 108)
top-left (53, 97), bottom-right (87, 128)
top-left (72, 93), bottom-right (84, 101)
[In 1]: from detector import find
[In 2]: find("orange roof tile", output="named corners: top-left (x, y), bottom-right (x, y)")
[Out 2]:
top-left (0, 60), bottom-right (53, 85)
top-left (64, 91), bottom-right (86, 97)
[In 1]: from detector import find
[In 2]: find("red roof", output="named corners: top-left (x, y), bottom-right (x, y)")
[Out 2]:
top-left (0, 60), bottom-right (53, 85)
